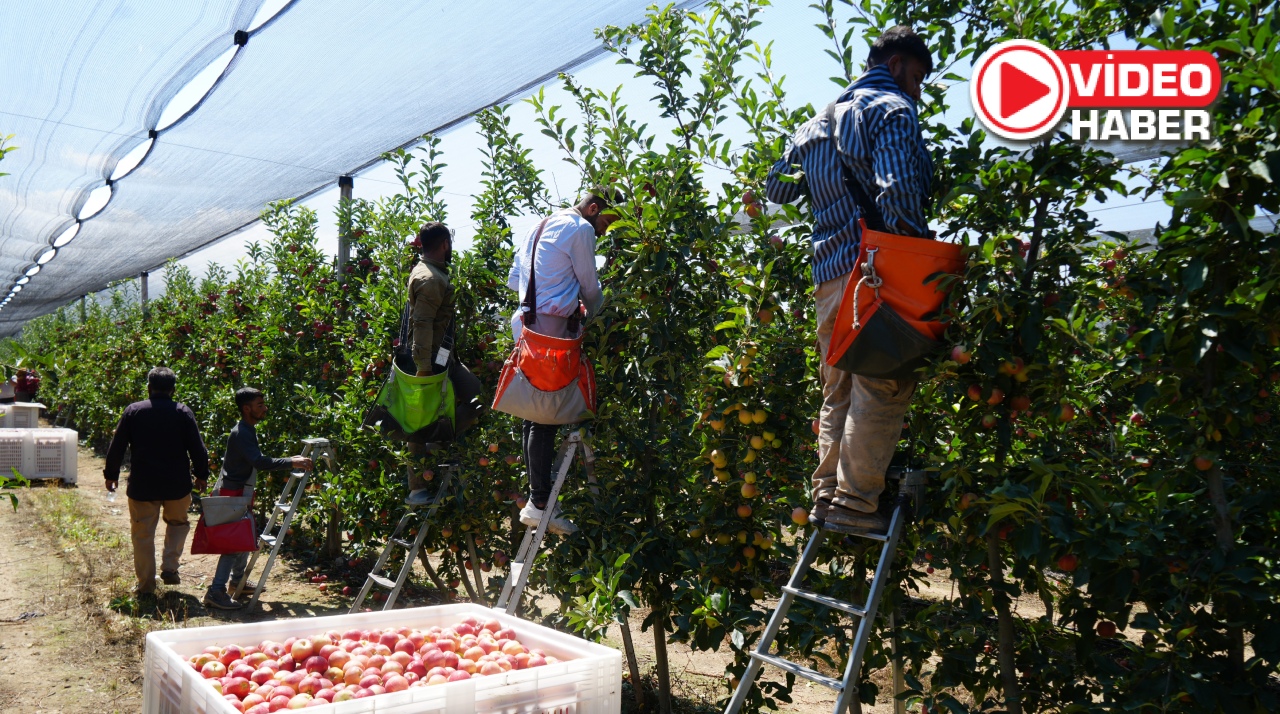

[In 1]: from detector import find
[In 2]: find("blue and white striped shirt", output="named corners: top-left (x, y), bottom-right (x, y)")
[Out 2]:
top-left (766, 66), bottom-right (933, 285)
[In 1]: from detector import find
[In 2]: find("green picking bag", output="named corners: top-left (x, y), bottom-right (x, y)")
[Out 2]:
top-left (366, 360), bottom-right (456, 443)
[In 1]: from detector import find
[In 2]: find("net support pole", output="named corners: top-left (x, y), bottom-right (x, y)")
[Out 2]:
top-left (78, 295), bottom-right (86, 323)
top-left (139, 271), bottom-right (149, 311)
top-left (337, 175), bottom-right (354, 282)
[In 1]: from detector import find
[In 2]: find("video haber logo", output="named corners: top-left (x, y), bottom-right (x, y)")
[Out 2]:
top-left (970, 39), bottom-right (1221, 142)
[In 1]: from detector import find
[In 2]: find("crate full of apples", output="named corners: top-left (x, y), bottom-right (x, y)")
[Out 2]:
top-left (143, 603), bottom-right (621, 714)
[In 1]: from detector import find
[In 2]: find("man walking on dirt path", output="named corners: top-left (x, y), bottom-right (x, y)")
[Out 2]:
top-left (202, 387), bottom-right (311, 610)
top-left (765, 26), bottom-right (934, 533)
top-left (103, 366), bottom-right (210, 597)
top-left (507, 191), bottom-right (617, 536)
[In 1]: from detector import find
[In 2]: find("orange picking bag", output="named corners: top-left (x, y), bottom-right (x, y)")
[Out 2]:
top-left (491, 218), bottom-right (597, 425)
top-left (825, 220), bottom-right (964, 380)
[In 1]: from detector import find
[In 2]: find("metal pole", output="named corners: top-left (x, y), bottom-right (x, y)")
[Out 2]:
top-left (337, 175), bottom-right (353, 282)
top-left (139, 271), bottom-right (149, 310)
top-left (78, 295), bottom-right (86, 322)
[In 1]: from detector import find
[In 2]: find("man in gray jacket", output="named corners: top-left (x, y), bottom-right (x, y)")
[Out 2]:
top-left (202, 387), bottom-right (311, 610)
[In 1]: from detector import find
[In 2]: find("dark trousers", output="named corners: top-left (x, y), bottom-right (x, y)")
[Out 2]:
top-left (522, 420), bottom-right (559, 507)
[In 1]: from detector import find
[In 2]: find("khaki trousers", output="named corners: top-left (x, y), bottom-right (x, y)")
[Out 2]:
top-left (811, 274), bottom-right (916, 513)
top-left (128, 495), bottom-right (191, 593)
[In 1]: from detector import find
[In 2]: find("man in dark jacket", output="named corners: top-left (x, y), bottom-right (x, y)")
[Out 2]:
top-left (766, 26), bottom-right (933, 533)
top-left (202, 387), bottom-right (311, 610)
top-left (104, 367), bottom-right (209, 596)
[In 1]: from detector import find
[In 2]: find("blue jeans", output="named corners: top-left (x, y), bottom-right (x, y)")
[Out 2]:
top-left (210, 551), bottom-right (249, 593)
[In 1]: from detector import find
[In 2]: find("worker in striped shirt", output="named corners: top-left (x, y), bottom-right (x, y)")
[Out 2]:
top-left (765, 26), bottom-right (934, 534)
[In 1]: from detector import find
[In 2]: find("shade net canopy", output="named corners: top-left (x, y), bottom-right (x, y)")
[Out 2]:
top-left (0, 0), bottom-right (675, 334)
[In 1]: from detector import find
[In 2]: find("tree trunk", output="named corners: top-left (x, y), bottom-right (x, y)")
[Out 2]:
top-left (617, 611), bottom-right (647, 711)
top-left (453, 550), bottom-right (480, 602)
top-left (1207, 466), bottom-right (1245, 673)
top-left (325, 506), bottom-right (342, 559)
top-left (416, 549), bottom-right (448, 591)
top-left (465, 533), bottom-right (488, 605)
top-left (652, 607), bottom-right (674, 714)
top-left (986, 532), bottom-right (1022, 714)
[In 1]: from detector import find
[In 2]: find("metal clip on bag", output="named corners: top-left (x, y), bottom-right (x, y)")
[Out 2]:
top-left (826, 219), bottom-right (964, 380)
top-left (492, 218), bottom-right (598, 425)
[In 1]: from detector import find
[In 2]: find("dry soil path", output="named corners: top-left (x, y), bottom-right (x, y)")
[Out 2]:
top-left (0, 436), bottom-right (1022, 714)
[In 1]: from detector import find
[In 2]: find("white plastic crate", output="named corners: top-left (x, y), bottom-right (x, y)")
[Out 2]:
top-left (29, 427), bottom-right (78, 482)
top-left (143, 603), bottom-right (622, 714)
top-left (3, 401), bottom-right (45, 429)
top-left (0, 430), bottom-right (25, 476)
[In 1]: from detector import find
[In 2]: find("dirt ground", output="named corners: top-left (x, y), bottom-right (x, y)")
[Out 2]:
top-left (0, 437), bottom-right (1035, 714)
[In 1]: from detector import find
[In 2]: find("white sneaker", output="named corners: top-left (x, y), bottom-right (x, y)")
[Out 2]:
top-left (518, 502), bottom-right (578, 536)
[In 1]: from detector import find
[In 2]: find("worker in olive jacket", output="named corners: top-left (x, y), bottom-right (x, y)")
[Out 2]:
top-left (405, 221), bottom-right (454, 506)
top-left (409, 221), bottom-right (455, 377)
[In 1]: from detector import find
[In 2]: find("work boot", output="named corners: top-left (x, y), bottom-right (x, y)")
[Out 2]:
top-left (406, 489), bottom-right (437, 507)
top-left (159, 570), bottom-right (181, 585)
top-left (519, 502), bottom-right (578, 536)
top-left (202, 589), bottom-right (242, 610)
top-left (822, 505), bottom-right (889, 535)
top-left (808, 497), bottom-right (832, 527)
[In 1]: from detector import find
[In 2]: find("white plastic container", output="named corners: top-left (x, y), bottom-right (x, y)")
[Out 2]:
top-left (28, 427), bottom-right (78, 483)
top-left (5, 401), bottom-right (45, 429)
top-left (143, 603), bottom-right (622, 714)
top-left (0, 430), bottom-right (25, 476)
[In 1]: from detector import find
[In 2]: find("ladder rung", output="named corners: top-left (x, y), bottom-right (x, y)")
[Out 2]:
top-left (393, 538), bottom-right (413, 549)
top-left (275, 503), bottom-right (293, 514)
top-left (749, 652), bottom-right (843, 691)
top-left (367, 573), bottom-right (396, 589)
top-left (259, 534), bottom-right (277, 548)
top-left (782, 586), bottom-right (866, 617)
top-left (821, 521), bottom-right (889, 541)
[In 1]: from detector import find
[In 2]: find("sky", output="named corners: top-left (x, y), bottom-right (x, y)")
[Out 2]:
top-left (150, 1), bottom-right (1170, 291)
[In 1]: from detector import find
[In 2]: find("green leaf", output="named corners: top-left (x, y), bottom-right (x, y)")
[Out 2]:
top-left (1248, 160), bottom-right (1272, 183)
top-left (1182, 258), bottom-right (1208, 292)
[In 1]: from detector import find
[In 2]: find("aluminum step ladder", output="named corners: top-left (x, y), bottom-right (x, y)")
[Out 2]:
top-left (495, 429), bottom-right (595, 615)
top-left (349, 462), bottom-right (460, 612)
top-left (236, 438), bottom-right (336, 611)
top-left (724, 468), bottom-right (928, 714)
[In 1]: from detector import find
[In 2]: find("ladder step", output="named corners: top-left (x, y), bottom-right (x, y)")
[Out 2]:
top-left (393, 538), bottom-right (413, 549)
top-left (367, 573), bottom-right (396, 589)
top-left (781, 586), bottom-right (866, 617)
top-left (259, 534), bottom-right (277, 548)
top-left (275, 503), bottom-right (293, 514)
top-left (820, 521), bottom-right (889, 541)
top-left (749, 652), bottom-right (843, 691)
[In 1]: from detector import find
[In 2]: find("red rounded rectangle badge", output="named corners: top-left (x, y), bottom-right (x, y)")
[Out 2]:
top-left (1055, 50), bottom-right (1221, 108)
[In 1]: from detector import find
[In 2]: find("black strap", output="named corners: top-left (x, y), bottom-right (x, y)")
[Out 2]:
top-left (825, 101), bottom-right (887, 232)
top-left (396, 300), bottom-right (412, 358)
top-left (520, 218), bottom-right (551, 327)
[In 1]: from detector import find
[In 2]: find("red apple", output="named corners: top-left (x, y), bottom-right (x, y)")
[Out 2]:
top-left (1057, 554), bottom-right (1079, 572)
top-left (1096, 621), bottom-right (1117, 638)
top-left (950, 345), bottom-right (972, 364)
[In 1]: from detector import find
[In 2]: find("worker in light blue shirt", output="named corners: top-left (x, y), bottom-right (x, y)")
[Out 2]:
top-left (507, 192), bottom-right (618, 535)
top-left (507, 200), bottom-right (608, 343)
top-left (766, 26), bottom-right (934, 535)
